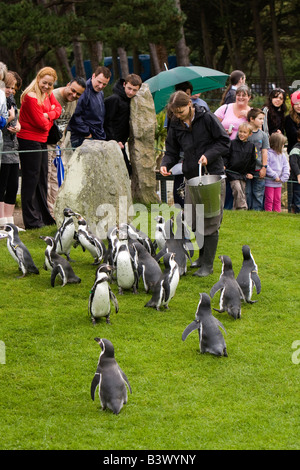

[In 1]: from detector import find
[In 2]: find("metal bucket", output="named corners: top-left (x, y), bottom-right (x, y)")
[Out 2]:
top-left (186, 164), bottom-right (224, 218)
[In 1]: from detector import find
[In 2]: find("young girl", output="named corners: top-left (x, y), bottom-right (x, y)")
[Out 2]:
top-left (264, 133), bottom-right (290, 212)
top-left (262, 88), bottom-right (287, 136)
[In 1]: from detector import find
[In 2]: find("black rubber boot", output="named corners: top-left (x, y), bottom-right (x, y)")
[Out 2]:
top-left (193, 232), bottom-right (219, 277)
top-left (190, 247), bottom-right (204, 268)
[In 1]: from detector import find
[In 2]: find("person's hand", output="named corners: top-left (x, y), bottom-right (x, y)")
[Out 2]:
top-left (85, 134), bottom-right (92, 139)
top-left (160, 166), bottom-right (171, 176)
top-left (297, 174), bottom-right (300, 184)
top-left (118, 142), bottom-right (124, 149)
top-left (259, 167), bottom-right (266, 178)
top-left (274, 177), bottom-right (281, 182)
top-left (198, 155), bottom-right (207, 165)
top-left (43, 113), bottom-right (49, 119)
top-left (246, 173), bottom-right (253, 179)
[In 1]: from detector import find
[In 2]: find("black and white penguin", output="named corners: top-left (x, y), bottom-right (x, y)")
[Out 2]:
top-left (132, 240), bottom-right (162, 293)
top-left (236, 245), bottom-right (261, 303)
top-left (210, 255), bottom-right (245, 319)
top-left (145, 252), bottom-right (180, 310)
top-left (114, 239), bottom-right (139, 294)
top-left (2, 224), bottom-right (39, 277)
top-left (91, 337), bottom-right (132, 415)
top-left (182, 293), bottom-right (228, 356)
top-left (153, 215), bottom-right (167, 252)
top-left (74, 215), bottom-right (106, 265)
top-left (40, 235), bottom-right (81, 287)
top-left (155, 214), bottom-right (192, 276)
top-left (119, 222), bottom-right (156, 257)
top-left (54, 207), bottom-right (77, 261)
top-left (103, 225), bottom-right (119, 267)
top-left (88, 264), bottom-right (119, 325)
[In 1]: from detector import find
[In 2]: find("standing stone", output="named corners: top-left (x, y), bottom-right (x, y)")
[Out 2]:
top-left (128, 83), bottom-right (159, 204)
top-left (54, 140), bottom-right (132, 238)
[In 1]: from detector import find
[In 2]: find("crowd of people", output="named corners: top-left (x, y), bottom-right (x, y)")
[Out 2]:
top-left (0, 62), bottom-right (142, 229)
top-left (0, 62), bottom-right (299, 237)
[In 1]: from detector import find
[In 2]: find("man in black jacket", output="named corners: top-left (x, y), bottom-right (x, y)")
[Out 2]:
top-left (160, 91), bottom-right (230, 277)
top-left (104, 74), bottom-right (142, 175)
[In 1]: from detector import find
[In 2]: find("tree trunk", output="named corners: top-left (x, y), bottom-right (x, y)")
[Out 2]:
top-left (250, 0), bottom-right (267, 95)
top-left (199, 5), bottom-right (213, 67)
top-left (132, 47), bottom-right (141, 75)
top-left (56, 46), bottom-right (72, 82)
top-left (174, 0), bottom-right (190, 66)
top-left (73, 38), bottom-right (86, 78)
top-left (149, 43), bottom-right (161, 75)
top-left (269, 0), bottom-right (287, 90)
top-left (88, 41), bottom-right (103, 73)
top-left (117, 47), bottom-right (129, 79)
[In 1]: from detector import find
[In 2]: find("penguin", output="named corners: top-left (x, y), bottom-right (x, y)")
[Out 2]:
top-left (74, 215), bottom-right (106, 265)
top-left (132, 240), bottom-right (162, 293)
top-left (182, 293), bottom-right (228, 356)
top-left (119, 222), bottom-right (156, 256)
top-left (155, 214), bottom-right (192, 276)
top-left (54, 207), bottom-right (77, 261)
top-left (91, 337), bottom-right (132, 415)
top-left (88, 264), bottom-right (119, 325)
top-left (2, 224), bottom-right (39, 277)
top-left (145, 252), bottom-right (180, 310)
top-left (114, 239), bottom-right (139, 294)
top-left (153, 215), bottom-right (167, 252)
top-left (236, 245), bottom-right (261, 303)
top-left (210, 255), bottom-right (245, 319)
top-left (103, 225), bottom-right (119, 267)
top-left (40, 235), bottom-right (81, 287)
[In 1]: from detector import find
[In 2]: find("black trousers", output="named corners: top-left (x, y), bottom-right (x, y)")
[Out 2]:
top-left (0, 163), bottom-right (19, 204)
top-left (18, 138), bottom-right (55, 229)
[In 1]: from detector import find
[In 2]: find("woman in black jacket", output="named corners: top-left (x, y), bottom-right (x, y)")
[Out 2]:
top-left (160, 91), bottom-right (230, 277)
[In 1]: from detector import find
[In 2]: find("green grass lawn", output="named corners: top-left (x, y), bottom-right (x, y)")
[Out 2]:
top-left (0, 210), bottom-right (299, 450)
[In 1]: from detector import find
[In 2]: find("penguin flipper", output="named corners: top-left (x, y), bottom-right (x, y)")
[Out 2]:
top-left (154, 248), bottom-right (166, 262)
top-left (162, 278), bottom-right (170, 304)
top-left (91, 372), bottom-right (101, 401)
top-left (214, 317), bottom-right (227, 334)
top-left (119, 367), bottom-right (132, 394)
top-left (109, 289), bottom-right (119, 313)
top-left (210, 280), bottom-right (224, 298)
top-left (251, 271), bottom-right (261, 294)
top-left (51, 264), bottom-right (66, 287)
top-left (182, 320), bottom-right (200, 341)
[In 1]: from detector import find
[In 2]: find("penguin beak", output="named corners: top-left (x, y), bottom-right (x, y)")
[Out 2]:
top-left (94, 337), bottom-right (101, 344)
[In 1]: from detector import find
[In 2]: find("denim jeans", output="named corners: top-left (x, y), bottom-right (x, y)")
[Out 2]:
top-left (71, 136), bottom-right (93, 149)
top-left (246, 177), bottom-right (265, 211)
top-left (292, 182), bottom-right (300, 213)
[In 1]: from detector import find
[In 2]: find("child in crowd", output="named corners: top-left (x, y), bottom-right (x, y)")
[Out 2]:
top-left (289, 128), bottom-right (300, 213)
top-left (223, 123), bottom-right (256, 210)
top-left (246, 108), bottom-right (269, 210)
top-left (264, 133), bottom-right (290, 212)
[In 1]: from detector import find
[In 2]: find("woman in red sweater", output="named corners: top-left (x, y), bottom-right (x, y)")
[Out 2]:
top-left (17, 67), bottom-right (62, 229)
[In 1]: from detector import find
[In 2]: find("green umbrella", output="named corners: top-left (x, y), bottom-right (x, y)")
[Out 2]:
top-left (144, 66), bottom-right (229, 114)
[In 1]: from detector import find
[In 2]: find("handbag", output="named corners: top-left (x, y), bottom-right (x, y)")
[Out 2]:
top-left (47, 120), bottom-right (63, 145)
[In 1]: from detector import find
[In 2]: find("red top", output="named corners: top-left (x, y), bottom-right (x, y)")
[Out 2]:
top-left (17, 93), bottom-right (62, 143)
